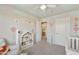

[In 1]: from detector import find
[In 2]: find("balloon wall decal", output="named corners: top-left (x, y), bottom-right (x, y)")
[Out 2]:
top-left (10, 26), bottom-right (17, 32)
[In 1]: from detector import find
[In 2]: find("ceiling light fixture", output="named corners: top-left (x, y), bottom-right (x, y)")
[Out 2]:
top-left (40, 4), bottom-right (47, 10)
top-left (40, 4), bottom-right (57, 13)
top-left (40, 4), bottom-right (57, 10)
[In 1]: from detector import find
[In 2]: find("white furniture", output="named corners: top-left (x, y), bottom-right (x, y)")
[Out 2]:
top-left (66, 36), bottom-right (79, 55)
top-left (66, 49), bottom-right (79, 55)
top-left (18, 31), bottom-right (34, 54)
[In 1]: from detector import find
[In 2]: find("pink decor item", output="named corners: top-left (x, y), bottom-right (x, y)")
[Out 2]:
top-left (73, 17), bottom-right (79, 32)
top-left (74, 27), bottom-right (79, 32)
top-left (11, 26), bottom-right (17, 33)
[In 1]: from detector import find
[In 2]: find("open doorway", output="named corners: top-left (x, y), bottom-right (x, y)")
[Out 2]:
top-left (41, 22), bottom-right (47, 41)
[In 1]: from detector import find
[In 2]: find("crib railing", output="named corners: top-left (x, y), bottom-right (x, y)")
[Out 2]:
top-left (68, 37), bottom-right (79, 51)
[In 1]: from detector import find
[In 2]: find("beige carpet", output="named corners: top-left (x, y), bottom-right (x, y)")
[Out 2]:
top-left (27, 40), bottom-right (66, 55)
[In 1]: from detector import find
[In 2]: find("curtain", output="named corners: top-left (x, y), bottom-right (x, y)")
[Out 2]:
top-left (46, 21), bottom-right (52, 44)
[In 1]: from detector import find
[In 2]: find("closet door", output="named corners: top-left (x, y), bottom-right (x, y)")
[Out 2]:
top-left (55, 18), bottom-right (66, 46)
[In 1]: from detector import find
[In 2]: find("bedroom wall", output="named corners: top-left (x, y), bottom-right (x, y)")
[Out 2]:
top-left (0, 5), bottom-right (79, 47)
top-left (40, 9), bottom-right (79, 46)
top-left (0, 6), bottom-right (38, 45)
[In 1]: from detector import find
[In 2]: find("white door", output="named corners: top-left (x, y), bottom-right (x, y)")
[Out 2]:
top-left (55, 18), bottom-right (66, 46)
top-left (36, 20), bottom-right (41, 42)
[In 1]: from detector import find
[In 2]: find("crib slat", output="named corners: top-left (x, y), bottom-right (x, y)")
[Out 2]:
top-left (76, 38), bottom-right (78, 50)
top-left (69, 37), bottom-right (79, 51)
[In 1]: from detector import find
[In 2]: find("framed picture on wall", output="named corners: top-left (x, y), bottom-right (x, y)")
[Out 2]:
top-left (70, 16), bottom-right (79, 36)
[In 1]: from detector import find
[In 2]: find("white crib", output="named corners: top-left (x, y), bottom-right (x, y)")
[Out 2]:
top-left (66, 36), bottom-right (79, 55)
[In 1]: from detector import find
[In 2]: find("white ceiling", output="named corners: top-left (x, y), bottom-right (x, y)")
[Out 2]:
top-left (0, 4), bottom-right (79, 18)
